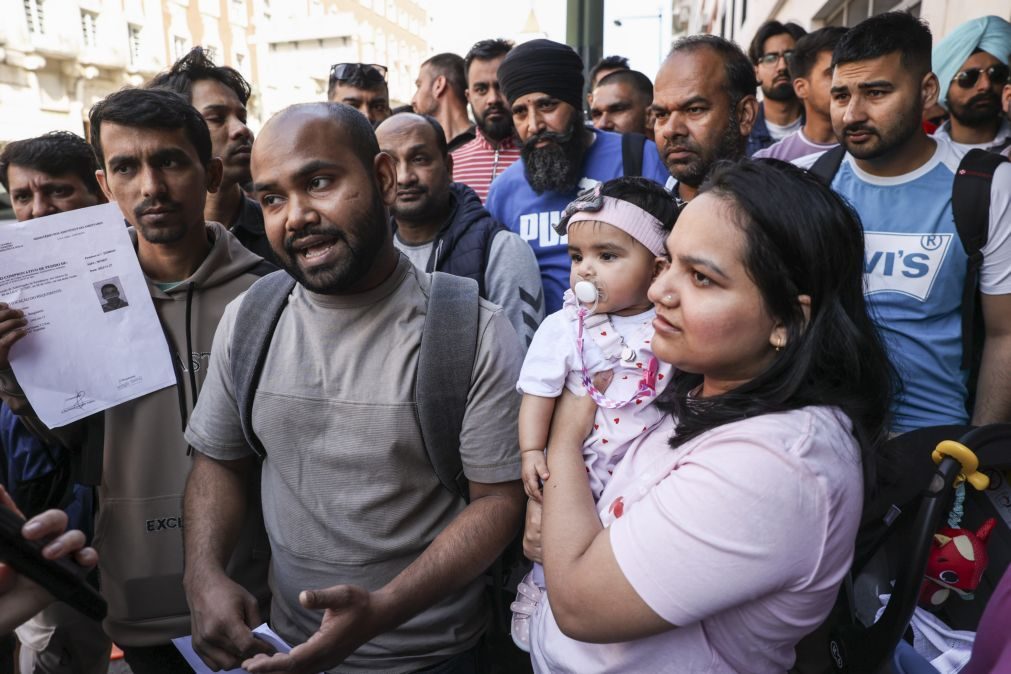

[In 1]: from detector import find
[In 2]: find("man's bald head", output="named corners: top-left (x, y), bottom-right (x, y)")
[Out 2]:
top-left (376, 113), bottom-right (449, 157)
top-left (258, 102), bottom-right (380, 171)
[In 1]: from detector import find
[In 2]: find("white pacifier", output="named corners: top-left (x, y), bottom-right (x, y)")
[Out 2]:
top-left (574, 280), bottom-right (598, 305)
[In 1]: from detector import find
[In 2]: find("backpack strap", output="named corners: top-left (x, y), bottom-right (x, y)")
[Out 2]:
top-left (808, 144), bottom-right (847, 186)
top-left (415, 272), bottom-right (480, 501)
top-left (230, 270), bottom-right (298, 460)
top-left (952, 148), bottom-right (1008, 370)
top-left (621, 132), bottom-right (647, 178)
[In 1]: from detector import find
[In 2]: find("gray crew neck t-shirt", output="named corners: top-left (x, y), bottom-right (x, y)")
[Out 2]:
top-left (185, 254), bottom-right (523, 672)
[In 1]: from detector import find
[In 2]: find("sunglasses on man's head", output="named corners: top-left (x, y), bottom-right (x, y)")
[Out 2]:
top-left (952, 64), bottom-right (1010, 89)
top-left (329, 63), bottom-right (388, 84)
top-left (757, 50), bottom-right (794, 66)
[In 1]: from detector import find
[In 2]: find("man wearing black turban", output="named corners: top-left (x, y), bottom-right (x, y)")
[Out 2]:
top-left (485, 39), bottom-right (671, 314)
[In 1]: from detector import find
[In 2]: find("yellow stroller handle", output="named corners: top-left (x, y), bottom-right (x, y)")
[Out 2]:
top-left (932, 440), bottom-right (990, 491)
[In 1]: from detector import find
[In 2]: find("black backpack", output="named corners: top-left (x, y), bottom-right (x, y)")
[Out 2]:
top-left (621, 132), bottom-right (647, 178)
top-left (809, 146), bottom-right (1009, 410)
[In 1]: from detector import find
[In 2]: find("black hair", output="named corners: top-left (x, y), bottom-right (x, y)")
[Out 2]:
top-left (600, 176), bottom-right (677, 230)
top-left (832, 12), bottom-right (932, 76)
top-left (89, 88), bottom-right (212, 169)
top-left (327, 66), bottom-right (389, 100)
top-left (788, 26), bottom-right (848, 80)
top-left (464, 38), bottom-right (514, 81)
top-left (595, 69), bottom-right (654, 105)
top-left (558, 176), bottom-right (679, 237)
top-left (0, 131), bottom-right (101, 195)
top-left (101, 283), bottom-right (118, 295)
top-left (659, 159), bottom-right (895, 500)
top-left (146, 46), bottom-right (251, 105)
top-left (422, 53), bottom-right (468, 101)
top-left (748, 20), bottom-right (808, 64)
top-left (669, 35), bottom-right (758, 108)
top-left (390, 104), bottom-right (414, 116)
top-left (323, 102), bottom-right (381, 169)
top-left (589, 55), bottom-right (630, 86)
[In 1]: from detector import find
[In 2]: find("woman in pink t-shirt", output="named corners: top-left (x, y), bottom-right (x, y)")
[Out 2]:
top-left (527, 159), bottom-right (896, 673)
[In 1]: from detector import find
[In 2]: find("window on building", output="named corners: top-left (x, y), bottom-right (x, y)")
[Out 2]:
top-left (128, 24), bottom-right (142, 67)
top-left (24, 0), bottom-right (45, 35)
top-left (81, 10), bottom-right (98, 48)
top-left (236, 52), bottom-right (246, 71)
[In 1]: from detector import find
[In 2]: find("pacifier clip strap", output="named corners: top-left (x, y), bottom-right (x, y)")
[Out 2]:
top-left (576, 308), bottom-right (658, 409)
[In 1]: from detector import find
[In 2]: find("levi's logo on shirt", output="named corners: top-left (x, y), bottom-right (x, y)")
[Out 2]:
top-left (863, 232), bottom-right (953, 301)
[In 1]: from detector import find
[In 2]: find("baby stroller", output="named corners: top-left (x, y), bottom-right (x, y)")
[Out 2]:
top-left (796, 424), bottom-right (1011, 674)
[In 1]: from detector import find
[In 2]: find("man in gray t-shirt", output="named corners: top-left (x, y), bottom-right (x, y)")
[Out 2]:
top-left (181, 102), bottom-right (525, 674)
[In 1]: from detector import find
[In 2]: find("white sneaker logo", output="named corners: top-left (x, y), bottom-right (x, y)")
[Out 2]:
top-left (863, 232), bottom-right (953, 301)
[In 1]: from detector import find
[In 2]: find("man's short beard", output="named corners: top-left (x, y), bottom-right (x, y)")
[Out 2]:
top-left (278, 191), bottom-right (388, 294)
top-left (839, 101), bottom-right (921, 161)
top-left (948, 91), bottom-right (1002, 129)
top-left (668, 109), bottom-right (744, 188)
top-left (763, 80), bottom-right (797, 102)
top-left (477, 108), bottom-right (515, 142)
top-left (133, 198), bottom-right (191, 244)
top-left (391, 187), bottom-right (450, 225)
top-left (521, 118), bottom-right (587, 194)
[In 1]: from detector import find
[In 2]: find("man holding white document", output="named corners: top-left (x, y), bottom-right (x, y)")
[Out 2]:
top-left (0, 87), bottom-right (273, 673)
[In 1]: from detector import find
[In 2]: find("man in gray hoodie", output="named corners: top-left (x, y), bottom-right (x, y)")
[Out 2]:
top-left (0, 88), bottom-right (273, 673)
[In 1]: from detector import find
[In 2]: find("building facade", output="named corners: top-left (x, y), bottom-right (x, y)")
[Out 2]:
top-left (0, 0), bottom-right (428, 146)
top-left (254, 0), bottom-right (428, 115)
top-left (681, 0), bottom-right (1011, 47)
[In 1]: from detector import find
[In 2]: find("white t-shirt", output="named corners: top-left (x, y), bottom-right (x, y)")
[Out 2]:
top-left (765, 115), bottom-right (804, 141)
top-left (530, 406), bottom-right (864, 674)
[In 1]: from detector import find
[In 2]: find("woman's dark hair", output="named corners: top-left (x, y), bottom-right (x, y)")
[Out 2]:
top-left (659, 159), bottom-right (896, 496)
top-left (557, 176), bottom-right (679, 238)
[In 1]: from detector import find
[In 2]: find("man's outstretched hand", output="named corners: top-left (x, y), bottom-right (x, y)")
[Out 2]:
top-left (243, 584), bottom-right (390, 674)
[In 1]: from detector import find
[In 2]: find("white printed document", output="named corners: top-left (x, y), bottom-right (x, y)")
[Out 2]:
top-left (0, 203), bottom-right (176, 427)
top-left (172, 623), bottom-right (294, 673)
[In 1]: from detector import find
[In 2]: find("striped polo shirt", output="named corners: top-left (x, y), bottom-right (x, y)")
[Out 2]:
top-left (450, 129), bottom-right (522, 203)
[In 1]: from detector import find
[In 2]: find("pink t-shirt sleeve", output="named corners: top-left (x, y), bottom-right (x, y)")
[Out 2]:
top-left (609, 419), bottom-right (836, 627)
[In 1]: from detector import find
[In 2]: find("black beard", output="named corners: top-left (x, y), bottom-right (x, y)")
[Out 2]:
top-left (949, 91), bottom-right (1001, 129)
top-left (277, 192), bottom-right (388, 294)
top-left (521, 120), bottom-right (587, 194)
top-left (763, 80), bottom-right (796, 102)
top-left (476, 106), bottom-right (515, 142)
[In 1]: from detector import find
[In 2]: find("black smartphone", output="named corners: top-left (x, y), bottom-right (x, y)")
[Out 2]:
top-left (0, 506), bottom-right (107, 622)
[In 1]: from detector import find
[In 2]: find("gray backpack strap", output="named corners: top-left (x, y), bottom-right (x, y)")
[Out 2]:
top-left (230, 270), bottom-right (298, 460)
top-left (416, 272), bottom-right (481, 501)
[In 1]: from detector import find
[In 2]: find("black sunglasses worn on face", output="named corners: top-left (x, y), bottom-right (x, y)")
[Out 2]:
top-left (758, 50), bottom-right (794, 66)
top-left (329, 63), bottom-right (388, 84)
top-left (952, 64), bottom-right (1010, 89)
